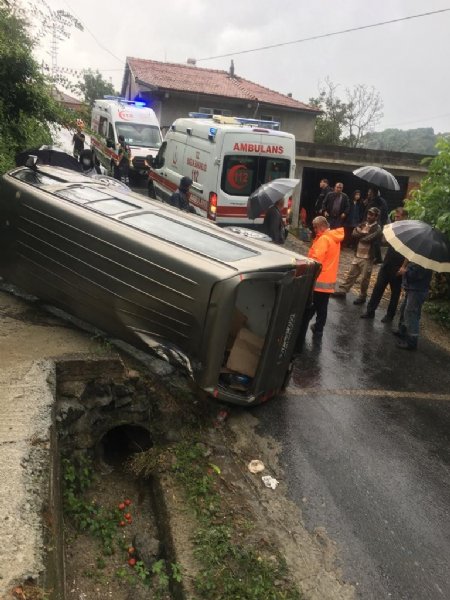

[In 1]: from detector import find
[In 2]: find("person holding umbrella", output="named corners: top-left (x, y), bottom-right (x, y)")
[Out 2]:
top-left (360, 207), bottom-right (409, 322)
top-left (263, 197), bottom-right (286, 244)
top-left (382, 218), bottom-right (450, 350)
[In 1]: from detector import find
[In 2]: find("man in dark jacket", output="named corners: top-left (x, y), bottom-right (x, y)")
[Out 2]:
top-left (169, 176), bottom-right (196, 212)
top-left (314, 178), bottom-right (332, 216)
top-left (361, 207), bottom-right (408, 322)
top-left (263, 198), bottom-right (286, 244)
top-left (323, 182), bottom-right (350, 229)
top-left (395, 261), bottom-right (432, 350)
top-left (365, 186), bottom-right (389, 263)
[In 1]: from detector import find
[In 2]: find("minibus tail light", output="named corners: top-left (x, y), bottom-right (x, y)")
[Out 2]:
top-left (294, 259), bottom-right (310, 278)
top-left (208, 192), bottom-right (217, 220)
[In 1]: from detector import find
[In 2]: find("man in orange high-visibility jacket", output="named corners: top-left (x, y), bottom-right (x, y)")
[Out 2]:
top-left (308, 216), bottom-right (344, 337)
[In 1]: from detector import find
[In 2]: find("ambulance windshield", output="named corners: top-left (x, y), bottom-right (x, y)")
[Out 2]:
top-left (221, 156), bottom-right (290, 196)
top-left (115, 123), bottom-right (162, 149)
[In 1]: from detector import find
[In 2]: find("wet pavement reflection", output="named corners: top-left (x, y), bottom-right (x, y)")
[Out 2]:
top-left (255, 296), bottom-right (450, 600)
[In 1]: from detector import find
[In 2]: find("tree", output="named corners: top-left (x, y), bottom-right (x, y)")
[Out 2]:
top-left (0, 1), bottom-right (69, 172)
top-left (309, 78), bottom-right (348, 145)
top-left (77, 69), bottom-right (117, 108)
top-left (344, 84), bottom-right (383, 147)
top-left (310, 78), bottom-right (384, 147)
top-left (407, 136), bottom-right (450, 237)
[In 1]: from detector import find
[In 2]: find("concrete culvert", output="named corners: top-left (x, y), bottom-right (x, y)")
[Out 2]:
top-left (99, 424), bottom-right (153, 466)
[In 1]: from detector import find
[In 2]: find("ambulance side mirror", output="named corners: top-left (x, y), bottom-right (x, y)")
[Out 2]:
top-left (145, 155), bottom-right (154, 168)
top-left (106, 139), bottom-right (115, 148)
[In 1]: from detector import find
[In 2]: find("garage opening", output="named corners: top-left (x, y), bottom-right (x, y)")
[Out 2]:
top-left (99, 424), bottom-right (153, 466)
top-left (299, 166), bottom-right (409, 225)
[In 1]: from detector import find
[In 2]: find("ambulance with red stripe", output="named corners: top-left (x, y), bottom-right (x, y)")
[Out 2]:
top-left (90, 96), bottom-right (162, 177)
top-left (147, 114), bottom-right (296, 225)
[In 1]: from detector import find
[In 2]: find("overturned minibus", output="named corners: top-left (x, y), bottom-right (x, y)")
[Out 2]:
top-left (0, 163), bottom-right (320, 405)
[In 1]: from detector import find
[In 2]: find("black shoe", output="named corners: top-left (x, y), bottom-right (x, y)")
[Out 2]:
top-left (353, 297), bottom-right (366, 305)
top-left (360, 312), bottom-right (375, 319)
top-left (396, 339), bottom-right (417, 351)
top-left (380, 315), bottom-right (393, 323)
top-left (331, 291), bottom-right (346, 298)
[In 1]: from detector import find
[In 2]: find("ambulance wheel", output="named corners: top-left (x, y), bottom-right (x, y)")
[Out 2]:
top-left (148, 180), bottom-right (156, 199)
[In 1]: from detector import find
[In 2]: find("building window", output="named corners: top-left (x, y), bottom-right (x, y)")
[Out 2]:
top-left (199, 107), bottom-right (232, 116)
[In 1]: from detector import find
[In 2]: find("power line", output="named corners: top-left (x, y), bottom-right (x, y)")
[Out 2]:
top-left (197, 7), bottom-right (450, 61)
top-left (60, 0), bottom-right (123, 64)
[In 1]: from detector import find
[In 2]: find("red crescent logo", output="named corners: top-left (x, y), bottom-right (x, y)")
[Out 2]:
top-left (227, 164), bottom-right (249, 191)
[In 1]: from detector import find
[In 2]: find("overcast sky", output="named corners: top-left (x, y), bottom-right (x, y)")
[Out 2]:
top-left (35, 0), bottom-right (450, 133)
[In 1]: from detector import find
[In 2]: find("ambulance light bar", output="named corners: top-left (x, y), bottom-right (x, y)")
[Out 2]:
top-left (103, 95), bottom-right (147, 107)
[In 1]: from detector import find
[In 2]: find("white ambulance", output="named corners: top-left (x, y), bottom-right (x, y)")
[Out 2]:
top-left (90, 96), bottom-right (162, 177)
top-left (147, 114), bottom-right (296, 225)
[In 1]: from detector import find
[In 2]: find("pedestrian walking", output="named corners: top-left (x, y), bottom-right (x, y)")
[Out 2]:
top-left (394, 261), bottom-right (432, 351)
top-left (323, 182), bottom-right (350, 229)
top-left (332, 207), bottom-right (382, 304)
top-left (169, 176), bottom-right (196, 213)
top-left (263, 198), bottom-right (286, 244)
top-left (72, 125), bottom-right (85, 159)
top-left (115, 135), bottom-right (131, 184)
top-left (307, 216), bottom-right (344, 337)
top-left (361, 207), bottom-right (409, 322)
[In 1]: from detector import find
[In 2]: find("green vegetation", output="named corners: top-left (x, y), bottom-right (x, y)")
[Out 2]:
top-left (62, 455), bottom-right (120, 555)
top-left (362, 127), bottom-right (440, 155)
top-left (76, 69), bottom-right (117, 108)
top-left (407, 136), bottom-right (450, 238)
top-left (0, 1), bottom-right (70, 173)
top-left (131, 441), bottom-right (303, 600)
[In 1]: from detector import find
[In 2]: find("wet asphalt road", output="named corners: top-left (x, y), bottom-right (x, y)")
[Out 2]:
top-left (254, 296), bottom-right (450, 600)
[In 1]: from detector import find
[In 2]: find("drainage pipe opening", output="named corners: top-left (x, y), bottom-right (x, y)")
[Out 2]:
top-left (99, 424), bottom-right (153, 466)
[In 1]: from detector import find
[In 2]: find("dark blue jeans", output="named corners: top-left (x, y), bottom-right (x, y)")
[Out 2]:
top-left (398, 290), bottom-right (428, 348)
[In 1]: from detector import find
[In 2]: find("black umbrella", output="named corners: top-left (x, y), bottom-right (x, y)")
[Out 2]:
top-left (247, 178), bottom-right (300, 220)
top-left (353, 165), bottom-right (400, 191)
top-left (383, 220), bottom-right (450, 272)
top-left (15, 146), bottom-right (82, 172)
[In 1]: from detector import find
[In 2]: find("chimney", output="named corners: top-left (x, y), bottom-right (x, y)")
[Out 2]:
top-left (287, 92), bottom-right (292, 98)
top-left (229, 60), bottom-right (235, 77)
top-left (187, 58), bottom-right (197, 66)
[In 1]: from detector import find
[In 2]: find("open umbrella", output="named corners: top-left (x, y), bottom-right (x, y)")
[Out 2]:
top-left (353, 165), bottom-right (400, 191)
top-left (15, 146), bottom-right (82, 172)
top-left (247, 178), bottom-right (300, 220)
top-left (383, 220), bottom-right (450, 272)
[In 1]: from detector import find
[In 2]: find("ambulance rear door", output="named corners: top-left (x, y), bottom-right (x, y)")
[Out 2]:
top-left (217, 130), bottom-right (295, 225)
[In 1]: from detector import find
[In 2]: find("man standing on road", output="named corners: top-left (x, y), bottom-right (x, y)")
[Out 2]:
top-left (332, 207), bottom-right (382, 305)
top-left (365, 185), bottom-right (389, 263)
top-left (314, 178), bottom-right (332, 216)
top-left (307, 216), bottom-right (344, 337)
top-left (361, 207), bottom-right (409, 322)
top-left (323, 182), bottom-right (350, 229)
top-left (394, 261), bottom-right (432, 351)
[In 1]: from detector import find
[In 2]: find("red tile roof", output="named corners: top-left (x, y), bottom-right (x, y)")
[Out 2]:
top-left (126, 57), bottom-right (318, 113)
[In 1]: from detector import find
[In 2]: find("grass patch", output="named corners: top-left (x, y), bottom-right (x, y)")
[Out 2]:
top-left (424, 299), bottom-right (450, 329)
top-left (130, 441), bottom-right (303, 600)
